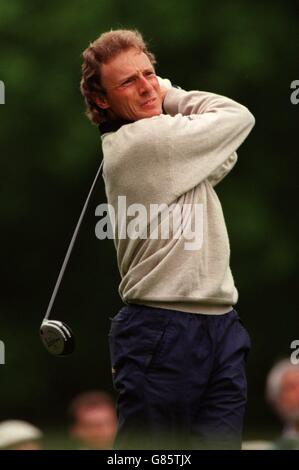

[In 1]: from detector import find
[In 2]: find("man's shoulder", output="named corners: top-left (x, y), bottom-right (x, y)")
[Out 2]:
top-left (102, 114), bottom-right (174, 147)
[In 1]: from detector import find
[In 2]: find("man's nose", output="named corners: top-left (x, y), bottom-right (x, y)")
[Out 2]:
top-left (137, 74), bottom-right (152, 93)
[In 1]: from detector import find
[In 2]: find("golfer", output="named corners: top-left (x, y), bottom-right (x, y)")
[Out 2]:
top-left (80, 29), bottom-right (255, 449)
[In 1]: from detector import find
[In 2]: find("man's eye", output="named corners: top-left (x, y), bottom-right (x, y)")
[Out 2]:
top-left (145, 71), bottom-right (155, 77)
top-left (122, 78), bottom-right (134, 86)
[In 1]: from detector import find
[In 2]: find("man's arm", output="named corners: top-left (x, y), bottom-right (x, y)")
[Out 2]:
top-left (207, 151), bottom-right (238, 187)
top-left (159, 81), bottom-right (243, 187)
top-left (104, 85), bottom-right (255, 206)
top-left (151, 86), bottom-right (255, 197)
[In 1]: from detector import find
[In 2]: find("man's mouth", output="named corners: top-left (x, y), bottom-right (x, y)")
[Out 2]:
top-left (141, 97), bottom-right (157, 107)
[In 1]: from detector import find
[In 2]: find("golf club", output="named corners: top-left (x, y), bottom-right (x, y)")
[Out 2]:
top-left (40, 160), bottom-right (103, 356)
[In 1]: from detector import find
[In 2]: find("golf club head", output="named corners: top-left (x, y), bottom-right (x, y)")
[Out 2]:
top-left (40, 320), bottom-right (75, 356)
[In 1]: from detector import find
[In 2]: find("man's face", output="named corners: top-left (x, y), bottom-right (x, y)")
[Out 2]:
top-left (277, 371), bottom-right (299, 420)
top-left (97, 48), bottom-right (163, 122)
top-left (71, 406), bottom-right (117, 449)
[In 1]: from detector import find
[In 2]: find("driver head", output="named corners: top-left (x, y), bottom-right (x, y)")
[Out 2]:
top-left (40, 320), bottom-right (75, 356)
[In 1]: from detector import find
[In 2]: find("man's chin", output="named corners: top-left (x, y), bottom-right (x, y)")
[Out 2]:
top-left (137, 109), bottom-right (162, 120)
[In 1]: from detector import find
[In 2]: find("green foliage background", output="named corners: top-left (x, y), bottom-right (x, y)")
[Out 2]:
top-left (0, 0), bottom-right (298, 442)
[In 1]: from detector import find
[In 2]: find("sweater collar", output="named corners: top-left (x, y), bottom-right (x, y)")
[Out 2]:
top-left (98, 109), bottom-right (167, 135)
top-left (98, 119), bottom-right (132, 135)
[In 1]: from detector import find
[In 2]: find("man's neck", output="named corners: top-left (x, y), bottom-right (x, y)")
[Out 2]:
top-left (98, 118), bottom-right (132, 134)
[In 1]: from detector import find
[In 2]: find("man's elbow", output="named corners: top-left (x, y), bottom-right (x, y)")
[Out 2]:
top-left (241, 106), bottom-right (255, 130)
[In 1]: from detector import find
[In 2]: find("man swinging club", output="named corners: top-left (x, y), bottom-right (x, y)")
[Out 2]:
top-left (80, 29), bottom-right (255, 449)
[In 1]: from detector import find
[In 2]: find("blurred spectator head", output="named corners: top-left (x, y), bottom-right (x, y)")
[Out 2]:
top-left (266, 359), bottom-right (299, 423)
top-left (68, 390), bottom-right (117, 449)
top-left (0, 420), bottom-right (43, 450)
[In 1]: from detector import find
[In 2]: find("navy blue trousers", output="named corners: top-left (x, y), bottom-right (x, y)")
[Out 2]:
top-left (108, 304), bottom-right (251, 449)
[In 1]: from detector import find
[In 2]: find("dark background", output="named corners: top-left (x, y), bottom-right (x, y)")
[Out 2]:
top-left (1, 0), bottom-right (298, 445)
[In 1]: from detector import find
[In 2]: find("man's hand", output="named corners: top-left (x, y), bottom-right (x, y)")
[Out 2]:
top-left (159, 87), bottom-right (169, 102)
top-left (156, 76), bottom-right (172, 107)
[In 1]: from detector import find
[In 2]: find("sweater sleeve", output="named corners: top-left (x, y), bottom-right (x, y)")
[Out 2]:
top-left (207, 151), bottom-right (238, 187)
top-left (153, 87), bottom-right (255, 196)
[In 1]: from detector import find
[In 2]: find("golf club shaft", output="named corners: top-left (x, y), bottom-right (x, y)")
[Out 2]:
top-left (43, 160), bottom-right (104, 321)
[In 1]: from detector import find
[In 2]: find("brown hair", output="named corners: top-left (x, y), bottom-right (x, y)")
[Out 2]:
top-left (80, 29), bottom-right (157, 125)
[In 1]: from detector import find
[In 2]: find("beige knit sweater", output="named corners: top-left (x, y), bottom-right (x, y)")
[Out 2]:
top-left (101, 87), bottom-right (255, 314)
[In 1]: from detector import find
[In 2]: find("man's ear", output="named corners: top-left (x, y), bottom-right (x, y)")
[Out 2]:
top-left (95, 95), bottom-right (110, 110)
